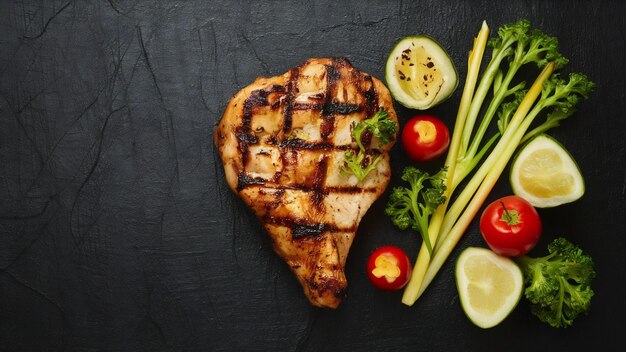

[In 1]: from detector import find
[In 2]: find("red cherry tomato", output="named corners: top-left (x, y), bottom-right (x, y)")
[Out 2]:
top-left (479, 195), bottom-right (542, 257)
top-left (402, 115), bottom-right (450, 162)
top-left (366, 246), bottom-right (412, 290)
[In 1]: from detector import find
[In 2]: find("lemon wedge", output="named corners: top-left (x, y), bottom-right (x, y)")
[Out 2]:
top-left (510, 134), bottom-right (585, 208)
top-left (385, 36), bottom-right (458, 110)
top-left (455, 247), bottom-right (523, 329)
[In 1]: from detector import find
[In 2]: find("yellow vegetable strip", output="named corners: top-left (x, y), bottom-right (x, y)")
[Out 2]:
top-left (401, 21), bottom-right (490, 306)
top-left (417, 62), bottom-right (556, 298)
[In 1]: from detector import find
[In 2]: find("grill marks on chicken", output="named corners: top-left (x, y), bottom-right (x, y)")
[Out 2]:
top-left (215, 58), bottom-right (397, 308)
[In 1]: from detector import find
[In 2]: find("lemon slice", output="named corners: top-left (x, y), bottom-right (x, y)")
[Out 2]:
top-left (455, 247), bottom-right (523, 329)
top-left (510, 134), bottom-right (585, 208)
top-left (385, 36), bottom-right (458, 110)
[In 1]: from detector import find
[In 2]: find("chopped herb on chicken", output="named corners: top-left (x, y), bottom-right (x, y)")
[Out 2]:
top-left (342, 110), bottom-right (397, 181)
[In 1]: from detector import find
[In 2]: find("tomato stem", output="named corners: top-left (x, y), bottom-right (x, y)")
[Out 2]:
top-left (499, 201), bottom-right (522, 225)
top-left (500, 201), bottom-right (512, 222)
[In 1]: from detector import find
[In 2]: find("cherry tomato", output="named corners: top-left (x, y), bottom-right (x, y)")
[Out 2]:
top-left (479, 195), bottom-right (542, 257)
top-left (402, 115), bottom-right (450, 162)
top-left (366, 246), bottom-right (412, 290)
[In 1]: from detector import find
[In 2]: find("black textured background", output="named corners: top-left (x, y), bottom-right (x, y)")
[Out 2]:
top-left (1, 1), bottom-right (625, 351)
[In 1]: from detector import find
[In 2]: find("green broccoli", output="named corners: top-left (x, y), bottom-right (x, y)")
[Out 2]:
top-left (455, 19), bottom-right (570, 190)
top-left (517, 237), bottom-right (596, 328)
top-left (497, 89), bottom-right (527, 134)
top-left (521, 72), bottom-right (595, 143)
top-left (342, 109), bottom-right (397, 181)
top-left (385, 167), bottom-right (447, 254)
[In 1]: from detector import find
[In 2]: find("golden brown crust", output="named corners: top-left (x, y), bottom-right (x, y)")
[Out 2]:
top-left (214, 58), bottom-right (397, 308)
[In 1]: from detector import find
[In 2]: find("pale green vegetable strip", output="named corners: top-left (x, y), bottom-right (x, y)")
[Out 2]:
top-left (401, 21), bottom-right (490, 306)
top-left (416, 62), bottom-right (556, 298)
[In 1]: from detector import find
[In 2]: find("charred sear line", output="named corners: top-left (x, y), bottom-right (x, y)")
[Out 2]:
top-left (326, 63), bottom-right (342, 83)
top-left (240, 183), bottom-right (377, 194)
top-left (264, 216), bottom-right (356, 239)
top-left (323, 102), bottom-right (361, 115)
top-left (242, 85), bottom-right (287, 130)
top-left (297, 184), bottom-right (376, 193)
top-left (283, 67), bottom-right (300, 132)
top-left (235, 128), bottom-right (259, 166)
top-left (237, 172), bottom-right (266, 191)
top-left (293, 102), bottom-right (323, 110)
top-left (327, 185), bottom-right (373, 193)
top-left (305, 92), bottom-right (325, 100)
top-left (310, 156), bottom-right (329, 210)
top-left (262, 188), bottom-right (285, 210)
top-left (310, 189), bottom-right (328, 212)
top-left (292, 223), bottom-right (328, 239)
top-left (320, 63), bottom-right (341, 140)
top-left (362, 76), bottom-right (379, 117)
top-left (240, 85), bottom-right (286, 167)
top-left (235, 129), bottom-right (259, 145)
top-left (242, 89), bottom-right (269, 132)
top-left (266, 135), bottom-right (278, 145)
top-left (292, 102), bottom-right (361, 115)
top-left (269, 84), bottom-right (286, 93)
top-left (276, 139), bottom-right (384, 153)
top-left (271, 171), bottom-right (283, 183)
top-left (320, 114), bottom-right (334, 140)
top-left (266, 216), bottom-right (334, 231)
top-left (278, 138), bottom-right (333, 150)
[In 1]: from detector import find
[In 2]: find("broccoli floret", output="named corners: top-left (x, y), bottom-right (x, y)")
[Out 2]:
top-left (540, 72), bottom-right (595, 109)
top-left (519, 28), bottom-right (568, 69)
top-left (488, 19), bottom-right (567, 70)
top-left (488, 19), bottom-right (531, 58)
top-left (385, 167), bottom-right (446, 254)
top-left (522, 72), bottom-right (595, 142)
top-left (517, 237), bottom-right (596, 328)
top-left (497, 89), bottom-right (527, 134)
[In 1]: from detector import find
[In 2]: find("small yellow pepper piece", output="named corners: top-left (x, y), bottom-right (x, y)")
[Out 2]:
top-left (414, 120), bottom-right (437, 144)
top-left (372, 254), bottom-right (401, 283)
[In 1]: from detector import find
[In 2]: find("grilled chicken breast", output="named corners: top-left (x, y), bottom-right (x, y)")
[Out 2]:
top-left (215, 58), bottom-right (397, 308)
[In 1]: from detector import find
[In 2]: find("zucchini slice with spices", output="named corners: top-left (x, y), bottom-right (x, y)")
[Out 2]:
top-left (386, 36), bottom-right (458, 110)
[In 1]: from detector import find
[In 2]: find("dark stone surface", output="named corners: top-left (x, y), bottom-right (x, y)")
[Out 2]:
top-left (1, 1), bottom-right (624, 351)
